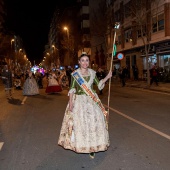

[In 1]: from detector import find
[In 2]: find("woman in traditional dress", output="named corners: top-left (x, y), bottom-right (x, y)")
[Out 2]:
top-left (45, 71), bottom-right (62, 94)
top-left (58, 52), bottom-right (112, 158)
top-left (23, 71), bottom-right (39, 96)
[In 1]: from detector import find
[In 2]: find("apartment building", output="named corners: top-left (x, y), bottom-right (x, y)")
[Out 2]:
top-left (77, 0), bottom-right (91, 57)
top-left (106, 0), bottom-right (170, 79)
top-left (45, 6), bottom-right (79, 69)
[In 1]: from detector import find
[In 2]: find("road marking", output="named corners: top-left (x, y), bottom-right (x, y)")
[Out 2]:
top-left (21, 96), bottom-right (27, 105)
top-left (104, 105), bottom-right (170, 140)
top-left (0, 142), bottom-right (4, 151)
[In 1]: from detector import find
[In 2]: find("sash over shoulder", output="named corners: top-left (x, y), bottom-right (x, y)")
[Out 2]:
top-left (71, 69), bottom-right (108, 118)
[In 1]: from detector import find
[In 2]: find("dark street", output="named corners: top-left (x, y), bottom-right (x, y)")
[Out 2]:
top-left (0, 80), bottom-right (170, 170)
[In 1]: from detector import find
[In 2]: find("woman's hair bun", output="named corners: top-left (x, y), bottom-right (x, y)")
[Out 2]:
top-left (79, 51), bottom-right (88, 59)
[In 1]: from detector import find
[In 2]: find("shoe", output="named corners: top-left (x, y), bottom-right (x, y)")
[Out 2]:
top-left (89, 152), bottom-right (95, 159)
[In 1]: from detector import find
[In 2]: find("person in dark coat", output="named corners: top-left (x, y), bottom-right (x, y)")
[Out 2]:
top-left (133, 65), bottom-right (139, 80)
top-left (119, 66), bottom-right (126, 87)
top-left (66, 66), bottom-right (73, 87)
top-left (96, 67), bottom-right (106, 94)
top-left (150, 66), bottom-right (159, 86)
top-left (1, 64), bottom-right (13, 99)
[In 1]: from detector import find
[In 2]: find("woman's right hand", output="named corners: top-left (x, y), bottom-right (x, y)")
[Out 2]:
top-left (69, 102), bottom-right (73, 112)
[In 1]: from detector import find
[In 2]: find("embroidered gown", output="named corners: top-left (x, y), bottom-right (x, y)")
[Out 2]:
top-left (23, 72), bottom-right (39, 96)
top-left (45, 73), bottom-right (62, 93)
top-left (58, 68), bottom-right (109, 153)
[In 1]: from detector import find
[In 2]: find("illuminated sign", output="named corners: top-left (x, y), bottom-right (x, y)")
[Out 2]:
top-left (117, 53), bottom-right (124, 60)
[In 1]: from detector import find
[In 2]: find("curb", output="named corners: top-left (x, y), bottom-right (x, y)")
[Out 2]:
top-left (126, 84), bottom-right (170, 93)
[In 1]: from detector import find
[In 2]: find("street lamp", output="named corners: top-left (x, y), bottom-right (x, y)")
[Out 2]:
top-left (64, 26), bottom-right (71, 66)
top-left (10, 39), bottom-right (15, 68)
top-left (17, 48), bottom-right (23, 67)
top-left (64, 26), bottom-right (69, 39)
top-left (11, 39), bottom-right (14, 47)
top-left (51, 45), bottom-right (57, 69)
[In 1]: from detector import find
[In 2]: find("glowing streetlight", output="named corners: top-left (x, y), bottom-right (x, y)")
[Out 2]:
top-left (63, 26), bottom-right (71, 66)
top-left (11, 39), bottom-right (14, 46)
top-left (63, 26), bottom-right (69, 39)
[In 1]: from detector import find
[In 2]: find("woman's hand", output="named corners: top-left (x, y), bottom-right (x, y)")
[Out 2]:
top-left (106, 70), bottom-right (112, 80)
top-left (102, 71), bottom-right (112, 84)
top-left (69, 102), bottom-right (73, 112)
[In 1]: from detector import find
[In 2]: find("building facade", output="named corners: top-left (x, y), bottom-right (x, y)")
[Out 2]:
top-left (106, 0), bottom-right (170, 80)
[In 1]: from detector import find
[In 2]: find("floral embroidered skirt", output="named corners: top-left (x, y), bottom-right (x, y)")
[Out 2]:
top-left (23, 78), bottom-right (39, 95)
top-left (58, 94), bottom-right (110, 153)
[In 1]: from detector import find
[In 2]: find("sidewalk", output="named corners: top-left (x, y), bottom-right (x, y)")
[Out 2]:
top-left (124, 80), bottom-right (170, 93)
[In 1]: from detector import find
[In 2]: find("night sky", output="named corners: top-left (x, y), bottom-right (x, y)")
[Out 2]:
top-left (5, 0), bottom-right (77, 64)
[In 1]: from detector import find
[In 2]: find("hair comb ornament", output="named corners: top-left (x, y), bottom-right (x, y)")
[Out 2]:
top-left (81, 51), bottom-right (87, 55)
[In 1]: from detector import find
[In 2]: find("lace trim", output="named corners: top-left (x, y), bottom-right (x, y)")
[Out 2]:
top-left (68, 88), bottom-right (76, 96)
top-left (98, 80), bottom-right (105, 90)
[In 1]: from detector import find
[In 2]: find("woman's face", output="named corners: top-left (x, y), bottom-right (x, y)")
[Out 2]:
top-left (79, 56), bottom-right (89, 69)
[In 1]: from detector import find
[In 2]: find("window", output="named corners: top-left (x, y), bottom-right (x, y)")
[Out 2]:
top-left (115, 11), bottom-right (120, 22)
top-left (118, 35), bottom-right (121, 45)
top-left (137, 25), bottom-right (146, 38)
top-left (152, 16), bottom-right (157, 33)
top-left (158, 13), bottom-right (164, 31)
top-left (124, 2), bottom-right (131, 18)
top-left (137, 30), bottom-right (141, 38)
top-left (125, 29), bottom-right (131, 42)
top-left (152, 13), bottom-right (164, 33)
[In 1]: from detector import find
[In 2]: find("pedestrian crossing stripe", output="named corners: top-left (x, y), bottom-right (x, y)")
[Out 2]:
top-left (0, 142), bottom-right (4, 151)
top-left (21, 96), bottom-right (27, 105)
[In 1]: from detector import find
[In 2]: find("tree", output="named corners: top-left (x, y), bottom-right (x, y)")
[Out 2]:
top-left (0, 34), bottom-right (11, 61)
top-left (128, 0), bottom-right (160, 86)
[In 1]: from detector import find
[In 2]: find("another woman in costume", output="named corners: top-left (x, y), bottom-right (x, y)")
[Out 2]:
top-left (45, 71), bottom-right (62, 94)
top-left (58, 52), bottom-right (112, 158)
top-left (23, 71), bottom-right (39, 96)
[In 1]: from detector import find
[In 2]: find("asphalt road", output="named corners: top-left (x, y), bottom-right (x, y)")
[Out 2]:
top-left (0, 82), bottom-right (170, 170)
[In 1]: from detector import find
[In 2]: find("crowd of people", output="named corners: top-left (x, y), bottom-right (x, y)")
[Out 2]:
top-left (1, 61), bottom-right (164, 101)
top-left (0, 63), bottom-right (74, 100)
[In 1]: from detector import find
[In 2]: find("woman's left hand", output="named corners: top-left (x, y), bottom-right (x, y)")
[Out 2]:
top-left (106, 71), bottom-right (112, 79)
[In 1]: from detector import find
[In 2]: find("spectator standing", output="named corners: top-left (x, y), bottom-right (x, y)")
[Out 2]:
top-left (150, 66), bottom-right (159, 86)
top-left (133, 65), bottom-right (139, 80)
top-left (96, 67), bottom-right (106, 94)
top-left (66, 66), bottom-right (73, 87)
top-left (119, 66), bottom-right (126, 87)
top-left (1, 64), bottom-right (13, 99)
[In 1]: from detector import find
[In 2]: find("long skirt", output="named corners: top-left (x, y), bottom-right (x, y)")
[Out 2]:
top-left (23, 78), bottom-right (39, 95)
top-left (58, 94), bottom-right (110, 153)
top-left (45, 85), bottom-right (62, 93)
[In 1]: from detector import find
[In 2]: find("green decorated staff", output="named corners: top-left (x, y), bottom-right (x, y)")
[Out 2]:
top-left (107, 22), bottom-right (120, 125)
